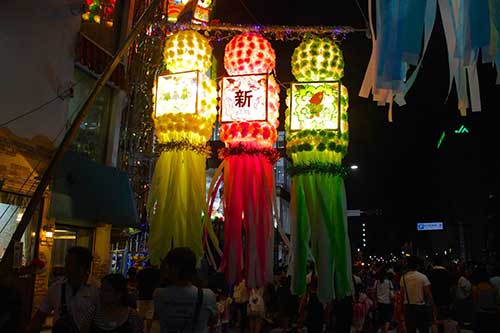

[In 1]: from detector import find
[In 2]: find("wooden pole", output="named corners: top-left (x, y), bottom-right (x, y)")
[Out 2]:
top-left (0, 0), bottom-right (161, 274)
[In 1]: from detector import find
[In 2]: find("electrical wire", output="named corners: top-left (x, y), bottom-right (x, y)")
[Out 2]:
top-left (354, 0), bottom-right (370, 29)
top-left (0, 80), bottom-right (82, 128)
top-left (0, 95), bottom-right (87, 235)
top-left (238, 0), bottom-right (261, 25)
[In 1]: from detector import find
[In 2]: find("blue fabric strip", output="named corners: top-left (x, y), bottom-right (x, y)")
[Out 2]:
top-left (470, 0), bottom-right (491, 49)
top-left (376, 0), bottom-right (404, 90)
top-left (401, 0), bottom-right (427, 65)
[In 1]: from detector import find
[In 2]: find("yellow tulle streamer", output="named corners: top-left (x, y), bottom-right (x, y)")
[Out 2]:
top-left (147, 150), bottom-right (206, 264)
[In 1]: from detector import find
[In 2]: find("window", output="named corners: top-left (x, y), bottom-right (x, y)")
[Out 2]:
top-left (51, 226), bottom-right (94, 267)
top-left (275, 157), bottom-right (289, 190)
top-left (0, 203), bottom-right (39, 264)
top-left (70, 68), bottom-right (113, 163)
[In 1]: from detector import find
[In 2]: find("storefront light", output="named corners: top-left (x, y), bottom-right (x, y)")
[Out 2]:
top-left (16, 211), bottom-right (23, 223)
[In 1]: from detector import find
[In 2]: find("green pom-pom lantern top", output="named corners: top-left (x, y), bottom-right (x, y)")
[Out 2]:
top-left (286, 36), bottom-right (349, 166)
top-left (291, 35), bottom-right (344, 82)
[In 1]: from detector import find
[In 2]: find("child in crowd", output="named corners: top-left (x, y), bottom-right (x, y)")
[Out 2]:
top-left (351, 284), bottom-right (373, 333)
top-left (216, 290), bottom-right (233, 333)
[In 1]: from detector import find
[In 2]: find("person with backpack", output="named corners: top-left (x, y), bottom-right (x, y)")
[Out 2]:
top-left (400, 255), bottom-right (437, 333)
top-left (153, 247), bottom-right (217, 333)
top-left (28, 246), bottom-right (99, 333)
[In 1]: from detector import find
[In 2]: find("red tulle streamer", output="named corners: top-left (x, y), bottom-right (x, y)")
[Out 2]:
top-left (220, 153), bottom-right (275, 288)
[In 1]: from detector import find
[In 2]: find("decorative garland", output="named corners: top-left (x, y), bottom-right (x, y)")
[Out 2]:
top-left (163, 22), bottom-right (365, 42)
top-left (156, 140), bottom-right (211, 156)
top-left (218, 144), bottom-right (281, 164)
top-left (287, 162), bottom-right (349, 177)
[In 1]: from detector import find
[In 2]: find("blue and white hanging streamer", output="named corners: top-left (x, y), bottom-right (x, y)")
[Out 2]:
top-left (360, 0), bottom-right (499, 119)
top-left (360, 0), bottom-right (437, 121)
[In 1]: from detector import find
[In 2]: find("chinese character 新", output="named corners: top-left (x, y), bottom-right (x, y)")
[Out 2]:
top-left (234, 90), bottom-right (252, 108)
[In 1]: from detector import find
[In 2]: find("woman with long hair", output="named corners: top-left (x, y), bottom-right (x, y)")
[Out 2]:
top-left (88, 274), bottom-right (143, 333)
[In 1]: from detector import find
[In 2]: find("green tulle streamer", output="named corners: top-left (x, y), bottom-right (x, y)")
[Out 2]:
top-left (290, 173), bottom-right (353, 304)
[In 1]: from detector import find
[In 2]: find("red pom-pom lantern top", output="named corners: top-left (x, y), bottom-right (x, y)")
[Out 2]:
top-left (224, 32), bottom-right (276, 75)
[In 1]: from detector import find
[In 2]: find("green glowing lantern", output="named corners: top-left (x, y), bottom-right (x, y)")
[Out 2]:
top-left (286, 36), bottom-right (353, 304)
top-left (286, 36), bottom-right (349, 165)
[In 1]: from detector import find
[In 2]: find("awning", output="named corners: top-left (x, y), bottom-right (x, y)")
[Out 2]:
top-left (49, 151), bottom-right (138, 227)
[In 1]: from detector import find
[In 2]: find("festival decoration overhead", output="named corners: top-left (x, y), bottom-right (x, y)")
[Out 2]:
top-left (359, 0), bottom-right (498, 119)
top-left (192, 0), bottom-right (215, 24)
top-left (208, 32), bottom-right (280, 288)
top-left (167, 0), bottom-right (216, 25)
top-left (167, 0), bottom-right (191, 22)
top-left (147, 30), bottom-right (217, 264)
top-left (82, 0), bottom-right (116, 27)
top-left (286, 35), bottom-right (353, 304)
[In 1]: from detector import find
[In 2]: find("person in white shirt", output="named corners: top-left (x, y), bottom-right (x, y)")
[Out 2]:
top-left (453, 266), bottom-right (473, 329)
top-left (28, 246), bottom-right (99, 333)
top-left (376, 269), bottom-right (394, 332)
top-left (400, 255), bottom-right (437, 333)
top-left (153, 247), bottom-right (216, 333)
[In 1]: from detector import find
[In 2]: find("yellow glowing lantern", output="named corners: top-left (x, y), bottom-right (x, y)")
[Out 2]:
top-left (286, 36), bottom-right (349, 165)
top-left (148, 29), bottom-right (218, 264)
top-left (220, 32), bottom-right (279, 147)
top-left (153, 30), bottom-right (217, 145)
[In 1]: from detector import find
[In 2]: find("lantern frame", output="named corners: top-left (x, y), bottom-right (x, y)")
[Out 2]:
top-left (289, 80), bottom-right (342, 132)
top-left (154, 70), bottom-right (200, 118)
top-left (219, 73), bottom-right (270, 124)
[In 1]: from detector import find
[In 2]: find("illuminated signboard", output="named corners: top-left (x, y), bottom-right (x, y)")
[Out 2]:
top-left (417, 222), bottom-right (444, 231)
top-left (220, 73), bottom-right (269, 123)
top-left (155, 70), bottom-right (200, 117)
top-left (289, 81), bottom-right (341, 131)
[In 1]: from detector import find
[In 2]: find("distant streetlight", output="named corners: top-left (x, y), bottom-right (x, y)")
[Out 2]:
top-left (350, 164), bottom-right (359, 170)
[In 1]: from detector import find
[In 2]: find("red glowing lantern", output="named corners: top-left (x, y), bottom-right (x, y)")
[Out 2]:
top-left (219, 32), bottom-right (279, 148)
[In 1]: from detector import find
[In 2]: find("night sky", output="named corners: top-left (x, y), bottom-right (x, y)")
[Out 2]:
top-left (211, 0), bottom-right (500, 251)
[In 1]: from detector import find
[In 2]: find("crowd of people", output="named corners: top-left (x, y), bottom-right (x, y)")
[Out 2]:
top-left (347, 255), bottom-right (500, 333)
top-left (12, 245), bottom-right (500, 333)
